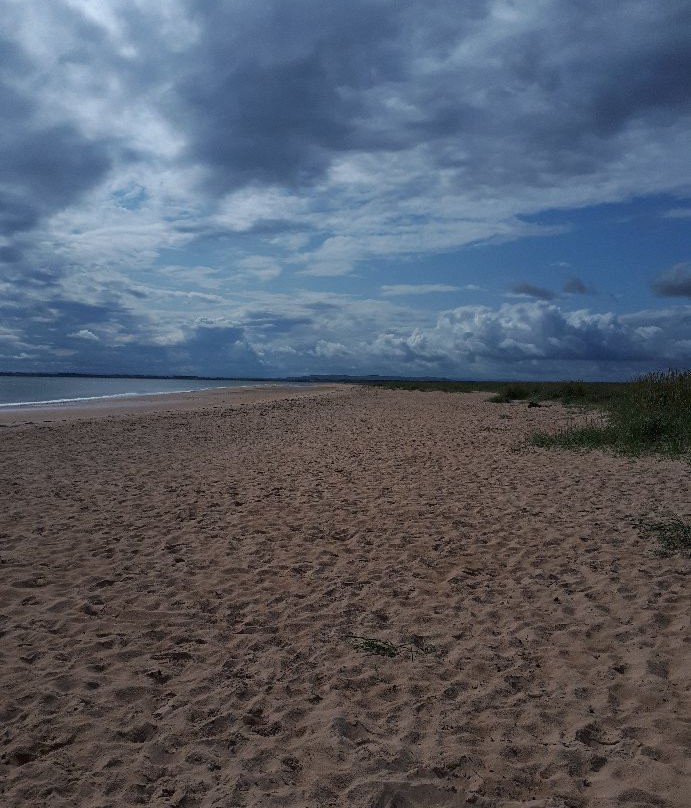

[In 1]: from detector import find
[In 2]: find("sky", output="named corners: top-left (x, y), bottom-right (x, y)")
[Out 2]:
top-left (1, 0), bottom-right (690, 380)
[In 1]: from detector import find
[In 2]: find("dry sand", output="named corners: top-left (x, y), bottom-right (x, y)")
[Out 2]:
top-left (0, 385), bottom-right (688, 808)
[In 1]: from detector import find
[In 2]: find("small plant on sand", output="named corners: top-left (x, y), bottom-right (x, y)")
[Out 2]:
top-left (347, 635), bottom-right (401, 657)
top-left (490, 385), bottom-right (533, 403)
top-left (639, 518), bottom-right (691, 557)
top-left (346, 634), bottom-right (435, 660)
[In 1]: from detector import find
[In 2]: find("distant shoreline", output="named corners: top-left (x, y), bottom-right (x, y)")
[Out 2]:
top-left (0, 383), bottom-right (341, 425)
top-left (0, 382), bottom-right (301, 411)
top-left (0, 371), bottom-right (284, 381)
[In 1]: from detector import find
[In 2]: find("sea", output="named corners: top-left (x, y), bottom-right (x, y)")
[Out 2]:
top-left (0, 375), bottom-right (288, 408)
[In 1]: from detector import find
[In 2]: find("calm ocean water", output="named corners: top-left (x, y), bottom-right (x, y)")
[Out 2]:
top-left (0, 376), bottom-right (286, 407)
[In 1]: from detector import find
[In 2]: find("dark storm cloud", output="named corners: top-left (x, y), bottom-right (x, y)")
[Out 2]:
top-left (563, 277), bottom-right (591, 295)
top-left (2, 124), bottom-right (111, 218)
top-left (588, 21), bottom-right (691, 133)
top-left (0, 192), bottom-right (39, 236)
top-left (6, 1), bottom-right (691, 233)
top-left (0, 37), bottom-right (113, 249)
top-left (651, 263), bottom-right (691, 297)
top-left (510, 282), bottom-right (555, 301)
top-left (167, 0), bottom-right (691, 195)
top-left (178, 55), bottom-right (351, 189)
top-left (0, 295), bottom-right (124, 341)
top-left (0, 245), bottom-right (22, 264)
top-left (172, 324), bottom-right (262, 374)
top-left (173, 0), bottom-right (413, 189)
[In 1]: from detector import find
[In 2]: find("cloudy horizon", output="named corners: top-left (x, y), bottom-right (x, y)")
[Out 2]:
top-left (1, 0), bottom-right (690, 381)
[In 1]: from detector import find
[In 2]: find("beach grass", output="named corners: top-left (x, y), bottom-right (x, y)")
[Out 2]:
top-left (364, 378), bottom-right (621, 405)
top-left (639, 518), bottom-right (691, 557)
top-left (347, 635), bottom-right (401, 657)
top-left (528, 370), bottom-right (691, 460)
top-left (346, 634), bottom-right (435, 660)
top-left (367, 369), bottom-right (691, 460)
top-left (488, 380), bottom-right (618, 406)
top-left (363, 379), bottom-right (495, 394)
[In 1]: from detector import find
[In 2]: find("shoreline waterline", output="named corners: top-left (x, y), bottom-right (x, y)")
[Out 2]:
top-left (0, 384), bottom-right (297, 410)
top-left (0, 382), bottom-right (342, 425)
top-left (0, 375), bottom-right (299, 410)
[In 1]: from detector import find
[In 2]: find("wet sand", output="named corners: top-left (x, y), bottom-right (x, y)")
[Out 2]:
top-left (0, 385), bottom-right (688, 807)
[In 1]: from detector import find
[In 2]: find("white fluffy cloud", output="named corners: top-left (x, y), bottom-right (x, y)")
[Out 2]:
top-left (265, 300), bottom-right (691, 378)
top-left (401, 303), bottom-right (691, 367)
top-left (381, 284), bottom-right (462, 296)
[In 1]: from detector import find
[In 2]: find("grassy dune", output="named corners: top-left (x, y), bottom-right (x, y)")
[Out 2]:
top-left (367, 370), bottom-right (691, 460)
top-left (527, 370), bottom-right (691, 460)
top-left (363, 377), bottom-right (620, 404)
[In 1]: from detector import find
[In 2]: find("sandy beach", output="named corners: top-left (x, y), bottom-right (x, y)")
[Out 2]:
top-left (0, 385), bottom-right (688, 808)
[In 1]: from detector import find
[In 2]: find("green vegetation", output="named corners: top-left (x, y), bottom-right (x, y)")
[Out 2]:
top-left (487, 380), bottom-right (620, 405)
top-left (639, 518), bottom-right (691, 557)
top-left (364, 377), bottom-right (621, 405)
top-left (367, 369), bottom-right (691, 460)
top-left (529, 370), bottom-right (691, 460)
top-left (346, 635), bottom-right (401, 657)
top-left (346, 634), bottom-right (435, 659)
top-left (363, 379), bottom-right (493, 394)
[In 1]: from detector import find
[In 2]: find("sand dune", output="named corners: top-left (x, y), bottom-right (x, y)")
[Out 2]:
top-left (0, 386), bottom-right (688, 807)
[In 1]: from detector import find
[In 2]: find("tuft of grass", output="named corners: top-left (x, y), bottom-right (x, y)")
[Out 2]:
top-left (346, 634), bottom-right (435, 660)
top-left (529, 418), bottom-right (614, 451)
top-left (347, 635), bottom-right (400, 657)
top-left (639, 518), bottom-right (691, 557)
top-left (529, 369), bottom-right (691, 460)
top-left (490, 384), bottom-right (533, 403)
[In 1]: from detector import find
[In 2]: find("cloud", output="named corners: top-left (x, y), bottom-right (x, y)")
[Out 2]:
top-left (173, 0), bottom-right (405, 191)
top-left (651, 262), bottom-right (691, 297)
top-left (0, 36), bottom-right (113, 243)
top-left (162, 0), bottom-right (691, 205)
top-left (510, 282), bottom-right (555, 301)
top-left (661, 208), bottom-right (691, 219)
top-left (372, 302), bottom-right (691, 377)
top-left (165, 300), bottom-right (691, 378)
top-left (6, 0), bottom-right (679, 280)
top-left (380, 284), bottom-right (461, 296)
top-left (68, 329), bottom-right (100, 341)
top-left (4, 261), bottom-right (689, 380)
top-left (1, 2), bottom-right (691, 379)
top-left (563, 276), bottom-right (594, 295)
top-left (167, 324), bottom-right (263, 376)
top-left (235, 256), bottom-right (283, 282)
top-left (349, 300), bottom-right (691, 378)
